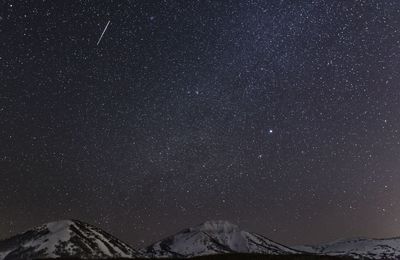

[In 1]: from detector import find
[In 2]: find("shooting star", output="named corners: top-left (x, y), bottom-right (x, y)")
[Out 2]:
top-left (97, 20), bottom-right (110, 46)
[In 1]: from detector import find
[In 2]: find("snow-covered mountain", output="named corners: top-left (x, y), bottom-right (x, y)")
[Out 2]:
top-left (294, 237), bottom-right (400, 259)
top-left (7, 218), bottom-right (400, 259)
top-left (139, 220), bottom-right (299, 258)
top-left (0, 219), bottom-right (139, 260)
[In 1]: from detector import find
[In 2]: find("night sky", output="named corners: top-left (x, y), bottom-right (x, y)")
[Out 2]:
top-left (2, 0), bottom-right (400, 248)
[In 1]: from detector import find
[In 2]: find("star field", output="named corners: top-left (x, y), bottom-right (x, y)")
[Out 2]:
top-left (2, 0), bottom-right (400, 247)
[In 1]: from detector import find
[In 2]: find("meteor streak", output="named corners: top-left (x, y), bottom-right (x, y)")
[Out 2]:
top-left (96, 20), bottom-right (110, 46)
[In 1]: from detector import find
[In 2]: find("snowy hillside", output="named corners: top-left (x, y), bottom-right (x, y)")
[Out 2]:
top-left (0, 219), bottom-right (139, 259)
top-left (139, 220), bottom-right (299, 258)
top-left (294, 237), bottom-right (400, 259)
top-left (5, 218), bottom-right (400, 259)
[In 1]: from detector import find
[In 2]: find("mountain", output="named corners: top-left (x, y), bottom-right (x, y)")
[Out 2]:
top-left (294, 237), bottom-right (400, 259)
top-left (0, 219), bottom-right (139, 260)
top-left (139, 220), bottom-right (299, 258)
top-left (8, 218), bottom-right (400, 259)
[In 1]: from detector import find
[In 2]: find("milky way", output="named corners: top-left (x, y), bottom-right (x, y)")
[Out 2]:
top-left (2, 0), bottom-right (400, 247)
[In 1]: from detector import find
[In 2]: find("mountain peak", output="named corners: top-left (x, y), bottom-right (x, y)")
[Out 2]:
top-left (140, 220), bottom-right (298, 258)
top-left (44, 219), bottom-right (74, 232)
top-left (191, 220), bottom-right (239, 233)
top-left (0, 219), bottom-right (138, 259)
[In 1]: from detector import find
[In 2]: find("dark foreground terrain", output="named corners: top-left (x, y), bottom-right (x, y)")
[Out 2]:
top-left (36, 253), bottom-right (352, 260)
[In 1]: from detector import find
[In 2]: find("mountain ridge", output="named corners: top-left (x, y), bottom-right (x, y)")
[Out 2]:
top-left (2, 219), bottom-right (400, 259)
top-left (293, 236), bottom-right (400, 259)
top-left (139, 220), bottom-right (299, 258)
top-left (0, 219), bottom-right (138, 260)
